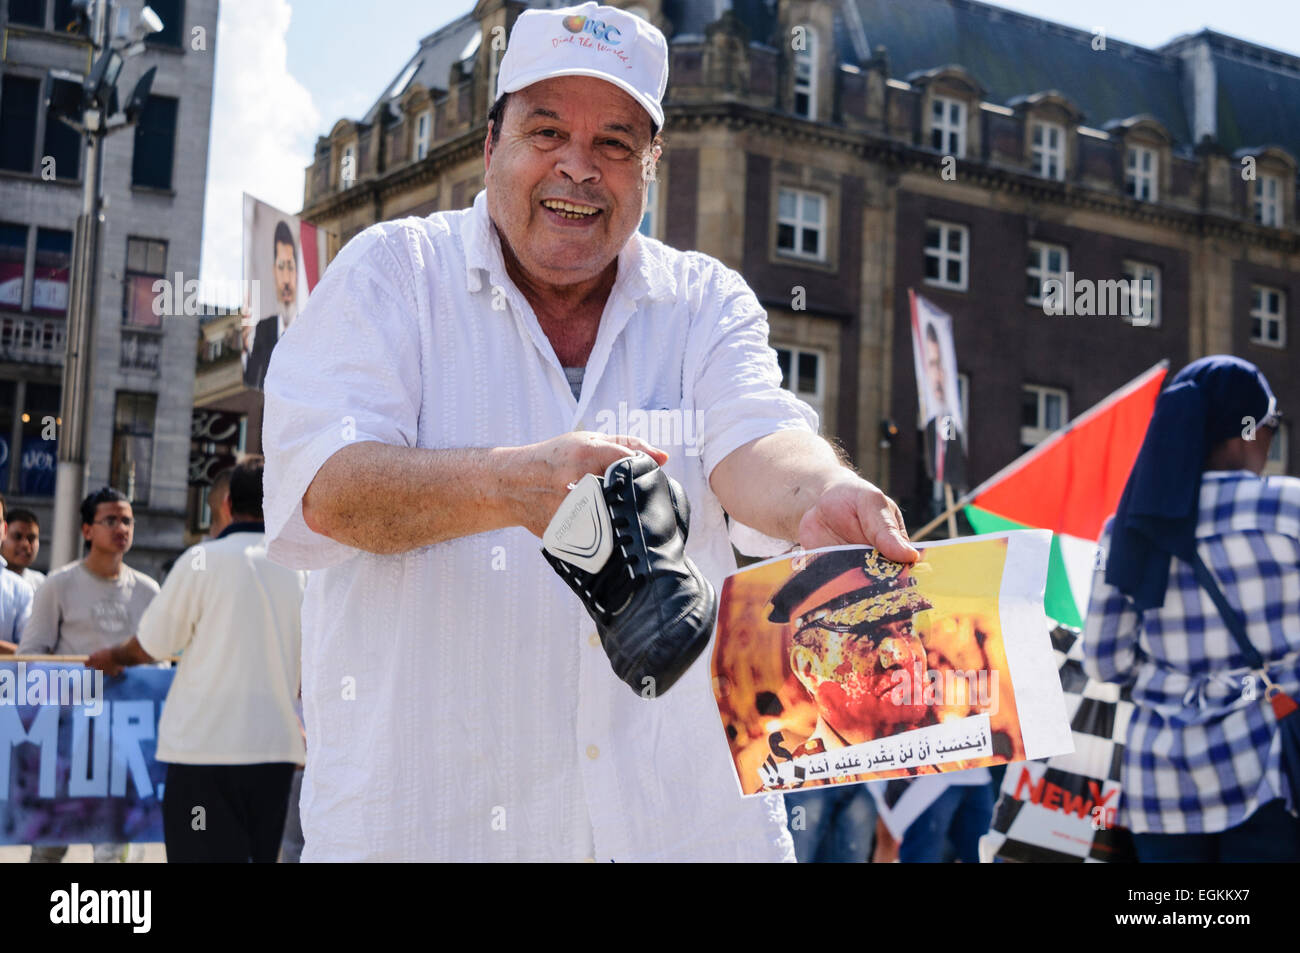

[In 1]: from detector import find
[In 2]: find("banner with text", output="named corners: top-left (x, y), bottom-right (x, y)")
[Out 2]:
top-left (0, 663), bottom-right (172, 846)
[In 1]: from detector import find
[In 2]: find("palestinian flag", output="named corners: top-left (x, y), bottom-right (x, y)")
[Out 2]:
top-left (963, 362), bottom-right (1168, 627)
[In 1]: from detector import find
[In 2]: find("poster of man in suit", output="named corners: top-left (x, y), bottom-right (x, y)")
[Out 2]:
top-left (242, 195), bottom-right (328, 390)
top-left (909, 291), bottom-right (967, 490)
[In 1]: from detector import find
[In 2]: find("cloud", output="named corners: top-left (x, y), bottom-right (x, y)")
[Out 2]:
top-left (199, 0), bottom-right (319, 306)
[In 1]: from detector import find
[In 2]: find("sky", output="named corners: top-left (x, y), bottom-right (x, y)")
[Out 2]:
top-left (196, 0), bottom-right (1299, 300)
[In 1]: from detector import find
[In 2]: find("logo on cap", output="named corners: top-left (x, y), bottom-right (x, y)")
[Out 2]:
top-left (562, 14), bottom-right (623, 44)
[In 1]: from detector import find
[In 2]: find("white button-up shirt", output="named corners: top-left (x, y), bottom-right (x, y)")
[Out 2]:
top-left (263, 190), bottom-right (814, 861)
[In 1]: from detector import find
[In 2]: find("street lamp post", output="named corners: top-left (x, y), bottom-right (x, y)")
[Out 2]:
top-left (46, 0), bottom-right (162, 569)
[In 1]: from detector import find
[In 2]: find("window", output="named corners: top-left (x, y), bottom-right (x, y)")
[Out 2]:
top-left (1121, 260), bottom-right (1161, 327)
top-left (1125, 145), bottom-right (1157, 201)
top-left (42, 78), bottom-right (81, 180)
top-left (1264, 422), bottom-right (1289, 477)
top-left (1027, 241), bottom-right (1068, 306)
top-left (1021, 385), bottom-right (1067, 451)
top-left (8, 0), bottom-right (45, 28)
top-left (131, 95), bottom-right (178, 190)
top-left (145, 0), bottom-right (185, 48)
top-left (774, 345), bottom-right (824, 421)
top-left (776, 188), bottom-right (825, 261)
top-left (638, 178), bottom-right (658, 239)
top-left (0, 75), bottom-right (41, 173)
top-left (413, 109), bottom-right (432, 161)
top-left (31, 229), bottom-right (71, 316)
top-left (19, 381), bottom-right (59, 496)
top-left (123, 237), bottom-right (167, 328)
top-left (930, 96), bottom-right (966, 157)
top-left (53, 0), bottom-right (83, 34)
top-left (923, 221), bottom-right (968, 291)
top-left (793, 26), bottom-right (817, 120)
top-left (340, 143), bottom-right (356, 189)
top-left (956, 373), bottom-right (970, 432)
top-left (1031, 121), bottom-right (1065, 181)
top-left (1254, 174), bottom-right (1282, 227)
top-left (111, 392), bottom-right (157, 504)
top-left (1250, 285), bottom-right (1285, 347)
top-left (0, 224), bottom-right (27, 310)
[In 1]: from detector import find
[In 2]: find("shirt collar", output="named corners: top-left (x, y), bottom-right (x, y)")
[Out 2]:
top-left (463, 189), bottom-right (677, 304)
top-left (217, 520), bottom-right (266, 539)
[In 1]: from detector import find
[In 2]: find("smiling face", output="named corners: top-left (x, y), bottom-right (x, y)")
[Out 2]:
top-left (483, 76), bottom-right (658, 289)
top-left (3, 519), bottom-right (39, 570)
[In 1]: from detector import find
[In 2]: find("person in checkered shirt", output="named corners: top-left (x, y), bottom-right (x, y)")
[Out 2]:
top-left (1084, 356), bottom-right (1299, 862)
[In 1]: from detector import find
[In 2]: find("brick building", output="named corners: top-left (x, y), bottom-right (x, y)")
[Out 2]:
top-left (297, 0), bottom-right (1298, 527)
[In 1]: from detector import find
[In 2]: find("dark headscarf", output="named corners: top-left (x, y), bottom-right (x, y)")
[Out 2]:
top-left (1105, 356), bottom-right (1277, 611)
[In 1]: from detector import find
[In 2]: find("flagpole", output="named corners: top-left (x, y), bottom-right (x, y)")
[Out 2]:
top-left (907, 360), bottom-right (1170, 543)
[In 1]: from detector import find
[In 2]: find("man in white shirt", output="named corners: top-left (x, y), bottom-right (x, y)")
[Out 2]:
top-left (262, 2), bottom-right (916, 862)
top-left (88, 457), bottom-right (308, 862)
top-left (2, 506), bottom-right (46, 592)
top-left (0, 495), bottom-right (33, 655)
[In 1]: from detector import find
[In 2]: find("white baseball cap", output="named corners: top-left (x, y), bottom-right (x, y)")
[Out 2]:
top-left (495, 2), bottom-right (668, 129)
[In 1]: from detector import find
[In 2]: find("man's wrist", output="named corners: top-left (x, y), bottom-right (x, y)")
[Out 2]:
top-left (489, 445), bottom-right (533, 529)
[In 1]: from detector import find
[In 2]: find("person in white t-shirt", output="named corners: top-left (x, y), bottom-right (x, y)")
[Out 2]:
top-left (261, 3), bottom-right (917, 862)
top-left (88, 457), bottom-right (308, 863)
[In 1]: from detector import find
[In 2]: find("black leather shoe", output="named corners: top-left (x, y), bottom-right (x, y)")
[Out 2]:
top-left (542, 452), bottom-right (716, 697)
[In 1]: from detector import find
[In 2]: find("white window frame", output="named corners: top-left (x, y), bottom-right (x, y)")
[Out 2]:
top-left (1031, 120), bottom-right (1065, 181)
top-left (923, 220), bottom-right (968, 292)
top-left (1254, 174), bottom-right (1282, 227)
top-left (340, 143), bottom-right (356, 189)
top-left (1264, 421), bottom-right (1289, 477)
top-left (1027, 241), bottom-right (1068, 306)
top-left (1121, 260), bottom-right (1161, 328)
top-left (775, 187), bottom-right (826, 262)
top-left (1125, 144), bottom-right (1158, 201)
top-left (1250, 284), bottom-right (1286, 348)
top-left (793, 26), bottom-right (817, 120)
top-left (1021, 385), bottom-right (1068, 449)
top-left (930, 95), bottom-right (967, 157)
top-left (413, 110), bottom-right (432, 161)
top-left (638, 178), bottom-right (659, 240)
top-left (774, 345), bottom-right (825, 422)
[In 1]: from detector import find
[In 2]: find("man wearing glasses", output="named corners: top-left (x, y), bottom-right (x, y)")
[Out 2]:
top-left (18, 486), bottom-right (160, 863)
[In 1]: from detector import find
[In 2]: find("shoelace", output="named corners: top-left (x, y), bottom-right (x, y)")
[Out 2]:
top-left (590, 475), bottom-right (649, 626)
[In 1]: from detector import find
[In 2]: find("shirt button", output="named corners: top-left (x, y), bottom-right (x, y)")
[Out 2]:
top-left (586, 744), bottom-right (600, 760)
top-left (588, 632), bottom-right (601, 648)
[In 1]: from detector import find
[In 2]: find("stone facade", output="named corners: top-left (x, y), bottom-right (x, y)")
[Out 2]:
top-left (0, 0), bottom-right (220, 578)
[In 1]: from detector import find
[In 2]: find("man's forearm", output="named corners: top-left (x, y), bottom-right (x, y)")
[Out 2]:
top-left (709, 430), bottom-right (848, 541)
top-left (302, 442), bottom-right (527, 554)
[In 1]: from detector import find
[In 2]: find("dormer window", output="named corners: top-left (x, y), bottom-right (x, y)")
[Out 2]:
top-left (414, 110), bottom-right (432, 162)
top-left (1031, 121), bottom-right (1065, 181)
top-left (793, 26), bottom-right (817, 119)
top-left (340, 143), bottom-right (356, 189)
top-left (1254, 174), bottom-right (1282, 226)
top-left (931, 96), bottom-right (966, 157)
top-left (1125, 145), bottom-right (1158, 201)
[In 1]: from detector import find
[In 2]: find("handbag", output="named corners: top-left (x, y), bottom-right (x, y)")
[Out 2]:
top-left (1185, 550), bottom-right (1300, 817)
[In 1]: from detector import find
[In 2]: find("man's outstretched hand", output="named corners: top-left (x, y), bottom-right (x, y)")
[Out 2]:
top-left (796, 474), bottom-right (919, 563)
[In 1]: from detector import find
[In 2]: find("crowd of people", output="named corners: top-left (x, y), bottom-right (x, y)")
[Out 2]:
top-left (1, 458), bottom-right (309, 864)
